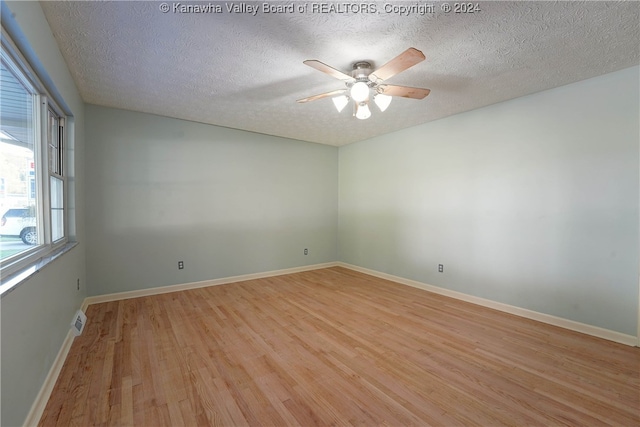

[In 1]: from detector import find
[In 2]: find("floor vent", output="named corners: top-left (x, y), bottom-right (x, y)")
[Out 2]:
top-left (71, 310), bottom-right (87, 336)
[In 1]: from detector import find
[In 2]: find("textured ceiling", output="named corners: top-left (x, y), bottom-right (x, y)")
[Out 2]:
top-left (39, 1), bottom-right (639, 146)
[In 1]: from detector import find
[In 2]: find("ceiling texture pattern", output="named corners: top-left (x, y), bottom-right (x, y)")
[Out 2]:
top-left (39, 1), bottom-right (639, 146)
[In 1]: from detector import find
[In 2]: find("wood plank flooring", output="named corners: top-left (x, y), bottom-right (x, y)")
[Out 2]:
top-left (39, 267), bottom-right (640, 426)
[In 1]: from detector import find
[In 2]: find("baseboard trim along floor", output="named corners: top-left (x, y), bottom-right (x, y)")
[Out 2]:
top-left (336, 262), bottom-right (637, 347)
top-left (23, 329), bottom-right (76, 427)
top-left (25, 261), bottom-right (637, 426)
top-left (83, 262), bottom-right (341, 306)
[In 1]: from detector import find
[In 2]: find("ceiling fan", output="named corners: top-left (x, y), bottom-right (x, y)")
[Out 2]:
top-left (297, 47), bottom-right (431, 120)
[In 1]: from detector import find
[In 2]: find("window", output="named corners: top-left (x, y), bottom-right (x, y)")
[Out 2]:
top-left (48, 108), bottom-right (65, 242)
top-left (0, 29), bottom-right (70, 278)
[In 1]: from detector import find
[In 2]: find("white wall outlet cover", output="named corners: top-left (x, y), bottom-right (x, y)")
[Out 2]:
top-left (71, 309), bottom-right (87, 336)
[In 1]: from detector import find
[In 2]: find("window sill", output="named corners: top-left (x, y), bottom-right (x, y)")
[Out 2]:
top-left (0, 242), bottom-right (78, 297)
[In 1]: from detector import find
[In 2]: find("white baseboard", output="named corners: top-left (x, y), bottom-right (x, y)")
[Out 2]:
top-left (83, 262), bottom-right (340, 306)
top-left (24, 260), bottom-right (636, 426)
top-left (23, 329), bottom-right (76, 427)
top-left (337, 262), bottom-right (638, 347)
top-left (24, 262), bottom-right (338, 426)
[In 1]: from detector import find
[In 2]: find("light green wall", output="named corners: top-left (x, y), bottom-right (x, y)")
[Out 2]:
top-left (339, 66), bottom-right (640, 336)
top-left (85, 105), bottom-right (338, 296)
top-left (2, 2), bottom-right (638, 425)
top-left (1, 1), bottom-right (87, 426)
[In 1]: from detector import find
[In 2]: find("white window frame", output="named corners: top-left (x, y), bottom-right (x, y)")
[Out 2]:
top-left (45, 99), bottom-right (67, 245)
top-left (0, 27), bottom-right (71, 280)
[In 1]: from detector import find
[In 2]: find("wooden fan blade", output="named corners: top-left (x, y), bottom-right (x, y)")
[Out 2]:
top-left (377, 84), bottom-right (431, 99)
top-left (297, 89), bottom-right (347, 103)
top-left (303, 60), bottom-right (354, 82)
top-left (369, 48), bottom-right (426, 83)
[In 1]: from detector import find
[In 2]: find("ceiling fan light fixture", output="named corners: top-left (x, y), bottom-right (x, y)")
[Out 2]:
top-left (298, 48), bottom-right (430, 120)
top-left (350, 81), bottom-right (370, 103)
top-left (355, 102), bottom-right (371, 120)
top-left (374, 93), bottom-right (392, 112)
top-left (332, 95), bottom-right (349, 112)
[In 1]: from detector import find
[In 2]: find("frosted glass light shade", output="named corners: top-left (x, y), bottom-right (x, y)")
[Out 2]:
top-left (374, 93), bottom-right (392, 112)
top-left (332, 95), bottom-right (349, 112)
top-left (350, 81), bottom-right (370, 103)
top-left (355, 102), bottom-right (371, 120)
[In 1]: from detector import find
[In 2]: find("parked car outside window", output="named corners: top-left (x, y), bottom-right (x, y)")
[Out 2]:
top-left (0, 208), bottom-right (37, 245)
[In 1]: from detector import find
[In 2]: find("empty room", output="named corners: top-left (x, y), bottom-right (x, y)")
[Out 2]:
top-left (1, 1), bottom-right (638, 426)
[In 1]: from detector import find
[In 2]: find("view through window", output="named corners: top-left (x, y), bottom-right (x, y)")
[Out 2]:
top-left (0, 35), bottom-right (68, 273)
top-left (0, 57), bottom-right (38, 261)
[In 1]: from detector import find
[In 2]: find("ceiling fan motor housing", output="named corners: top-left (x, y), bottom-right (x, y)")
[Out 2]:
top-left (352, 61), bottom-right (373, 84)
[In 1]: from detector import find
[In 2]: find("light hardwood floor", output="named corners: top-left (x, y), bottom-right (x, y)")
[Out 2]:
top-left (39, 267), bottom-right (639, 426)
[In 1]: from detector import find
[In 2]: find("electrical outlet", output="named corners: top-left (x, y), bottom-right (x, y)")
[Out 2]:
top-left (304, 248), bottom-right (308, 255)
top-left (438, 264), bottom-right (444, 273)
top-left (178, 261), bottom-right (184, 270)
